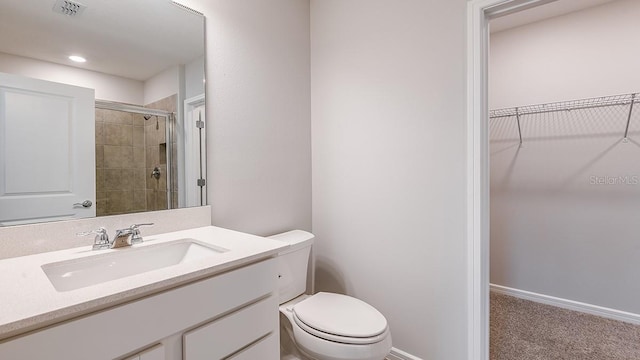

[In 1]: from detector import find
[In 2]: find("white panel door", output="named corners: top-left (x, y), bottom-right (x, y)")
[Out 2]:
top-left (0, 72), bottom-right (95, 225)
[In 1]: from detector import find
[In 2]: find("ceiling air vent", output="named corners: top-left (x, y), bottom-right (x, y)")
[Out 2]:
top-left (52, 0), bottom-right (86, 17)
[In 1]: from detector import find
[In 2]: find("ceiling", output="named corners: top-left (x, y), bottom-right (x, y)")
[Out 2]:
top-left (0, 0), bottom-right (204, 81)
top-left (2, 0), bottom-right (617, 79)
top-left (490, 0), bottom-right (619, 33)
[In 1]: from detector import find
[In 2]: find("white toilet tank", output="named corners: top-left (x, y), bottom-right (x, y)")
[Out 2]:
top-left (268, 230), bottom-right (314, 304)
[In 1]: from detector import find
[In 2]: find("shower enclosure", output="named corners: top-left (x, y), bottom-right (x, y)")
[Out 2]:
top-left (95, 99), bottom-right (177, 216)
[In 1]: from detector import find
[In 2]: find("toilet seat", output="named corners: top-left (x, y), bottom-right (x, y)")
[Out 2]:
top-left (280, 293), bottom-right (393, 360)
top-left (292, 292), bottom-right (389, 345)
top-left (293, 313), bottom-right (389, 345)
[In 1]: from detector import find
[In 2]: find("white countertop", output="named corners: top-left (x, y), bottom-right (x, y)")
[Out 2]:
top-left (0, 225), bottom-right (288, 340)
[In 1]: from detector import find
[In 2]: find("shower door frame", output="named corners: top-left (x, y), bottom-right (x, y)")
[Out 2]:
top-left (95, 100), bottom-right (174, 211)
top-left (465, 0), bottom-right (558, 359)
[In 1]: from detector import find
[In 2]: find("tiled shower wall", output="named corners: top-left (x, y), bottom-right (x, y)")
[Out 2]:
top-left (95, 109), bottom-right (147, 216)
top-left (95, 94), bottom-right (175, 216)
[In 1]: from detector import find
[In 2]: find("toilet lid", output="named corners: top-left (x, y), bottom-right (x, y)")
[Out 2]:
top-left (292, 292), bottom-right (388, 340)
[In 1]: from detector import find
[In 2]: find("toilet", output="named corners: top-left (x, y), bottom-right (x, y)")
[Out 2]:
top-left (269, 230), bottom-right (392, 360)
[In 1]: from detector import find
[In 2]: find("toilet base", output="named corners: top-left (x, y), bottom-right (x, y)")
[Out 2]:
top-left (280, 312), bottom-right (314, 360)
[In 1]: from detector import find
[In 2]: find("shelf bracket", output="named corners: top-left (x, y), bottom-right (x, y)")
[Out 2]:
top-left (623, 93), bottom-right (636, 142)
top-left (515, 107), bottom-right (523, 145)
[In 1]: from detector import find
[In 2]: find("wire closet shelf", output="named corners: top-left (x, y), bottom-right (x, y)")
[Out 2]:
top-left (489, 92), bottom-right (639, 144)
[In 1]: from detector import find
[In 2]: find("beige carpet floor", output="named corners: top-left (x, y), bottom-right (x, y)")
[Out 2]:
top-left (490, 292), bottom-right (640, 360)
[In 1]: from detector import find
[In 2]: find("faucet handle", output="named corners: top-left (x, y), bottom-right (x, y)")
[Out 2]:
top-left (129, 223), bottom-right (154, 244)
top-left (130, 223), bottom-right (154, 229)
top-left (77, 227), bottom-right (110, 250)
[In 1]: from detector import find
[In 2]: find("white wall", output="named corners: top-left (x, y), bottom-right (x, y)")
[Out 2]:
top-left (179, 0), bottom-right (312, 235)
top-left (0, 52), bottom-right (194, 106)
top-left (311, 1), bottom-right (468, 358)
top-left (185, 56), bottom-right (205, 99)
top-left (490, 0), bottom-right (640, 109)
top-left (489, 0), bottom-right (640, 314)
top-left (143, 66), bottom-right (180, 105)
top-left (0, 52), bottom-right (144, 104)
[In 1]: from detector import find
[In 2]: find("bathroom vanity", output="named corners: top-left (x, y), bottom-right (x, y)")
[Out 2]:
top-left (0, 226), bottom-right (287, 360)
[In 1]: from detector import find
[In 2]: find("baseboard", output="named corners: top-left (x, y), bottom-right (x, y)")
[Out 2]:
top-left (490, 284), bottom-right (640, 325)
top-left (386, 347), bottom-right (423, 360)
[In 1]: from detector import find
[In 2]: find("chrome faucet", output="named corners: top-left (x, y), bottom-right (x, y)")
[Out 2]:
top-left (77, 227), bottom-right (110, 250)
top-left (78, 223), bottom-right (154, 250)
top-left (111, 223), bottom-right (154, 248)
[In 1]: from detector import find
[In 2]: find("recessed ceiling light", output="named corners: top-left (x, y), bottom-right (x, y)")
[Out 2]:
top-left (68, 55), bottom-right (86, 63)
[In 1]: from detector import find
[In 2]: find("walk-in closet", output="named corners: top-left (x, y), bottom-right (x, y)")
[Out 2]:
top-left (488, 0), bottom-right (640, 358)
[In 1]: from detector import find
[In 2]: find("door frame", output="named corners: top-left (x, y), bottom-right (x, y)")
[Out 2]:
top-left (184, 94), bottom-right (207, 207)
top-left (466, 0), bottom-right (558, 359)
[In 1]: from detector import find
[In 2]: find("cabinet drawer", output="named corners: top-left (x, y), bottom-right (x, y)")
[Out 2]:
top-left (184, 294), bottom-right (278, 360)
top-left (124, 344), bottom-right (164, 360)
top-left (227, 333), bottom-right (279, 360)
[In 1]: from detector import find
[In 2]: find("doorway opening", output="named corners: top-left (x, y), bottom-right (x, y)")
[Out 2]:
top-left (469, 0), bottom-right (640, 359)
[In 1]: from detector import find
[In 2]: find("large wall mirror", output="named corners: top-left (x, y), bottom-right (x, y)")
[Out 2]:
top-left (0, 0), bottom-right (206, 226)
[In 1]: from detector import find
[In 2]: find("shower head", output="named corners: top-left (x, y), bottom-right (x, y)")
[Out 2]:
top-left (144, 114), bottom-right (160, 130)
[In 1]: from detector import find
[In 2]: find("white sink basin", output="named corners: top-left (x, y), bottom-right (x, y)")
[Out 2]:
top-left (42, 239), bottom-right (228, 292)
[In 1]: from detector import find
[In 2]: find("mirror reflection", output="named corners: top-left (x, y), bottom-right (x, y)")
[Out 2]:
top-left (0, 0), bottom-right (206, 226)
